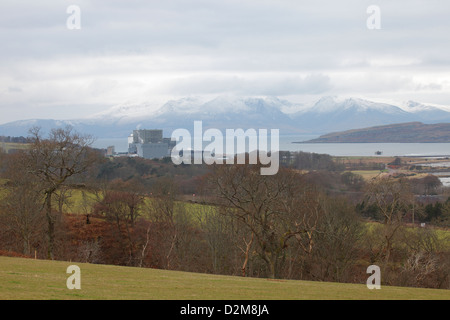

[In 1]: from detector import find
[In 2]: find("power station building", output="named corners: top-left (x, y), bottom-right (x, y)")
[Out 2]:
top-left (128, 129), bottom-right (175, 159)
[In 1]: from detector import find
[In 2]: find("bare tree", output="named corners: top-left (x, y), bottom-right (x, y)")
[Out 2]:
top-left (207, 163), bottom-right (313, 279)
top-left (194, 204), bottom-right (243, 275)
top-left (54, 187), bottom-right (73, 214)
top-left (304, 197), bottom-right (363, 283)
top-left (94, 185), bottom-right (145, 266)
top-left (146, 177), bottom-right (180, 270)
top-left (364, 176), bottom-right (414, 267)
top-left (77, 239), bottom-right (102, 263)
top-left (0, 152), bottom-right (45, 256)
top-left (24, 126), bottom-right (98, 260)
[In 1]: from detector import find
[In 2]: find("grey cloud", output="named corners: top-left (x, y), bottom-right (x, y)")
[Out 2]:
top-left (164, 73), bottom-right (332, 96)
top-left (7, 86), bottom-right (22, 93)
top-left (1, 0), bottom-right (450, 122)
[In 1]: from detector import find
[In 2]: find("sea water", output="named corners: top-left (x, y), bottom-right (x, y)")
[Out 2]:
top-left (94, 135), bottom-right (450, 157)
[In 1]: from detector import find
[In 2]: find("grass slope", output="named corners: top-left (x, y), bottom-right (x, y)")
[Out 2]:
top-left (1, 256), bottom-right (449, 300)
top-left (0, 142), bottom-right (29, 153)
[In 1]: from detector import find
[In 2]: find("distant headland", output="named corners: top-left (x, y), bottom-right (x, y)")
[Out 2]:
top-left (294, 122), bottom-right (450, 143)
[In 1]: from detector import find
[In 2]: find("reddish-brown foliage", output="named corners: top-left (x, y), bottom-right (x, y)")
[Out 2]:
top-left (0, 250), bottom-right (32, 259)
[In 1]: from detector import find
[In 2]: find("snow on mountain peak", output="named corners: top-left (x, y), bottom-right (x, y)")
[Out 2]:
top-left (156, 96), bottom-right (206, 115)
top-left (88, 101), bottom-right (161, 121)
top-left (85, 95), bottom-right (450, 126)
top-left (400, 100), bottom-right (450, 113)
top-left (305, 96), bottom-right (395, 114)
top-left (155, 95), bottom-right (292, 116)
top-left (2, 95), bottom-right (450, 139)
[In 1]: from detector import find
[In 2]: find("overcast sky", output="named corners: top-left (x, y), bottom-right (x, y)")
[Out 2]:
top-left (1, 0), bottom-right (450, 123)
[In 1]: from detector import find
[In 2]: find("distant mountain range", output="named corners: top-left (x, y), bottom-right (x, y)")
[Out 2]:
top-left (1, 96), bottom-right (450, 139)
top-left (297, 122), bottom-right (450, 143)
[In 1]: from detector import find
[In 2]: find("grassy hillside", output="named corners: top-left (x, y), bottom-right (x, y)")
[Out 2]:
top-left (0, 142), bottom-right (29, 153)
top-left (0, 256), bottom-right (449, 300)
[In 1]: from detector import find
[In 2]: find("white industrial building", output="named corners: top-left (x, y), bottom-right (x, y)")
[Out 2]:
top-left (128, 129), bottom-right (174, 159)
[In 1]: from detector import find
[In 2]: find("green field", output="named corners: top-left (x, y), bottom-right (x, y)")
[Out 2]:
top-left (0, 256), bottom-right (449, 300)
top-left (0, 142), bottom-right (29, 153)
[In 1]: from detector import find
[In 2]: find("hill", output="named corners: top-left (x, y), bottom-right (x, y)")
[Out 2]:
top-left (1, 96), bottom-right (450, 138)
top-left (297, 122), bottom-right (450, 143)
top-left (1, 256), bottom-right (449, 301)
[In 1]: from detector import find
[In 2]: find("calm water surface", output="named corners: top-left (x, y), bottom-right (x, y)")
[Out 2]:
top-left (94, 135), bottom-right (450, 157)
top-left (93, 136), bottom-right (450, 186)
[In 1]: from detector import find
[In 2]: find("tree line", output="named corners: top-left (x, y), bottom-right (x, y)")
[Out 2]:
top-left (0, 135), bottom-right (30, 144)
top-left (0, 126), bottom-right (449, 289)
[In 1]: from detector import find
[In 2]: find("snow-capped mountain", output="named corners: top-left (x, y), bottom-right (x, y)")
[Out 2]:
top-left (398, 100), bottom-right (450, 122)
top-left (89, 95), bottom-right (297, 120)
top-left (290, 96), bottom-right (419, 132)
top-left (1, 96), bottom-right (450, 138)
top-left (141, 96), bottom-right (300, 134)
top-left (401, 100), bottom-right (450, 113)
